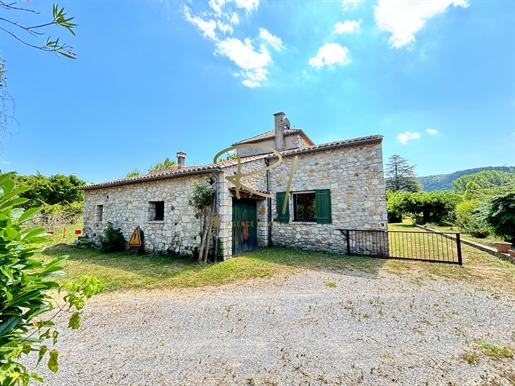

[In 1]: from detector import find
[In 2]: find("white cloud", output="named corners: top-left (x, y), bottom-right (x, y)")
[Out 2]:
top-left (184, 6), bottom-right (217, 40)
top-left (374, 0), bottom-right (469, 48)
top-left (0, 160), bottom-right (10, 165)
top-left (230, 13), bottom-right (239, 24)
top-left (259, 28), bottom-right (284, 50)
top-left (342, 0), bottom-right (359, 11)
top-left (209, 0), bottom-right (227, 15)
top-left (234, 0), bottom-right (259, 12)
top-left (397, 131), bottom-right (421, 144)
top-left (183, 0), bottom-right (273, 87)
top-left (426, 128), bottom-right (438, 135)
top-left (216, 38), bottom-right (272, 87)
top-left (309, 43), bottom-right (350, 68)
top-left (333, 20), bottom-right (361, 34)
top-left (216, 38), bottom-right (271, 70)
top-left (217, 21), bottom-right (233, 34)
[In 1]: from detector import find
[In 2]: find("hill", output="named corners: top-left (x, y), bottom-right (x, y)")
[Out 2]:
top-left (418, 166), bottom-right (515, 192)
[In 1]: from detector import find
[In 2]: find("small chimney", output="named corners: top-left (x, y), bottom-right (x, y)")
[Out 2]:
top-left (273, 112), bottom-right (286, 151)
top-left (176, 152), bottom-right (186, 168)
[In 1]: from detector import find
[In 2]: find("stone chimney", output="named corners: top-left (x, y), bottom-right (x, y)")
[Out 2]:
top-left (273, 112), bottom-right (286, 151)
top-left (176, 152), bottom-right (186, 168)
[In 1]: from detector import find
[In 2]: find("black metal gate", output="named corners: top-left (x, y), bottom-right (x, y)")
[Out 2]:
top-left (338, 229), bottom-right (462, 265)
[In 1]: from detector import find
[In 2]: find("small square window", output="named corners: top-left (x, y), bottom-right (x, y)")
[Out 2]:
top-left (149, 201), bottom-right (165, 221)
top-left (96, 205), bottom-right (103, 222)
top-left (293, 192), bottom-right (316, 222)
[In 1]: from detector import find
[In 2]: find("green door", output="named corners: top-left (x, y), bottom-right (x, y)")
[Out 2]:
top-left (232, 198), bottom-right (257, 254)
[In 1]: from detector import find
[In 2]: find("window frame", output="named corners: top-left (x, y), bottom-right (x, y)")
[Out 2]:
top-left (96, 205), bottom-right (103, 222)
top-left (149, 201), bottom-right (165, 221)
top-left (293, 191), bottom-right (317, 222)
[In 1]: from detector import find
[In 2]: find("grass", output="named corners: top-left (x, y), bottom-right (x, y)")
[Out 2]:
top-left (402, 222), bottom-right (506, 250)
top-left (35, 230), bottom-right (515, 293)
top-left (477, 341), bottom-right (514, 360)
top-left (30, 218), bottom-right (515, 293)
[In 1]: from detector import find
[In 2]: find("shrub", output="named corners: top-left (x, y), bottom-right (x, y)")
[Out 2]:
top-left (455, 200), bottom-right (490, 238)
top-left (0, 172), bottom-right (103, 385)
top-left (484, 187), bottom-right (515, 243)
top-left (97, 222), bottom-right (127, 253)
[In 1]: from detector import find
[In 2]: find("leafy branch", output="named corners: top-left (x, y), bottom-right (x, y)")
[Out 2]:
top-left (0, 2), bottom-right (77, 58)
top-left (0, 172), bottom-right (103, 385)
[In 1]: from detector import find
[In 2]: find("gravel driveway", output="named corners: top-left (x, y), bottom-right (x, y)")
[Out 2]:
top-left (34, 269), bottom-right (514, 385)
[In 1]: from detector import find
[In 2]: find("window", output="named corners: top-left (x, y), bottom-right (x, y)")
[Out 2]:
top-left (276, 189), bottom-right (331, 224)
top-left (294, 192), bottom-right (316, 221)
top-left (96, 205), bottom-right (103, 222)
top-left (149, 201), bottom-right (165, 221)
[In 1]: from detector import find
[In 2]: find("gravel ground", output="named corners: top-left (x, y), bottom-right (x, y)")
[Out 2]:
top-left (32, 269), bottom-right (515, 386)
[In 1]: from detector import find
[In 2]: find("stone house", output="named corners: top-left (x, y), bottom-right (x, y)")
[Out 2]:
top-left (80, 112), bottom-right (388, 259)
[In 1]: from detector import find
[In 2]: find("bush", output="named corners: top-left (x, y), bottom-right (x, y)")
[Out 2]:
top-left (484, 187), bottom-right (515, 243)
top-left (97, 222), bottom-right (126, 253)
top-left (455, 200), bottom-right (490, 238)
top-left (0, 172), bottom-right (103, 385)
top-left (386, 190), bottom-right (462, 225)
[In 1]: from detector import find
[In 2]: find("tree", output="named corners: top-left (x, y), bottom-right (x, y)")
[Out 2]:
top-left (187, 180), bottom-right (215, 264)
top-left (1, 2), bottom-right (77, 142)
top-left (483, 186), bottom-right (515, 244)
top-left (452, 170), bottom-right (515, 193)
top-left (0, 172), bottom-right (103, 385)
top-left (14, 172), bottom-right (86, 214)
top-left (386, 190), bottom-right (462, 225)
top-left (0, 2), bottom-right (77, 59)
top-left (148, 157), bottom-right (177, 173)
top-left (216, 151), bottom-right (238, 162)
top-left (385, 154), bottom-right (421, 192)
top-left (125, 169), bottom-right (141, 178)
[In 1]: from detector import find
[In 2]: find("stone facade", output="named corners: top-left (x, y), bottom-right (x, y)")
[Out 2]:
top-left (82, 174), bottom-right (210, 256)
top-left (266, 142), bottom-right (387, 253)
top-left (81, 113), bottom-right (388, 259)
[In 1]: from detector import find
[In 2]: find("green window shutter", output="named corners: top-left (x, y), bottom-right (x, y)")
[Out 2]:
top-left (316, 189), bottom-right (332, 224)
top-left (276, 192), bottom-right (290, 223)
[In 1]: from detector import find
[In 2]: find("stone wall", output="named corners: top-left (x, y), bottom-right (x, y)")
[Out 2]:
top-left (218, 158), bottom-right (268, 256)
top-left (83, 174), bottom-right (212, 256)
top-left (266, 142), bottom-right (388, 254)
top-left (83, 140), bottom-right (387, 259)
top-left (236, 134), bottom-right (306, 157)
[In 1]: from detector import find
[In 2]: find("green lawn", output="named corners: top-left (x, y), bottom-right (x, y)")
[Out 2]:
top-left (388, 220), bottom-right (506, 250)
top-left (37, 233), bottom-right (515, 293)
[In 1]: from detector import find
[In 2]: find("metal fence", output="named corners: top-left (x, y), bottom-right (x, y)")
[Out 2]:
top-left (338, 229), bottom-right (462, 265)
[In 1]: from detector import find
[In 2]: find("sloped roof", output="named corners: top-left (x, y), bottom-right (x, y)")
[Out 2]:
top-left (232, 128), bottom-right (315, 146)
top-left (80, 153), bottom-right (270, 190)
top-left (81, 134), bottom-right (383, 191)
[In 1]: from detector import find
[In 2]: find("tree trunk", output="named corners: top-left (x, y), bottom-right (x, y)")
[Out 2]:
top-left (202, 199), bottom-right (216, 264)
top-left (198, 198), bottom-right (215, 264)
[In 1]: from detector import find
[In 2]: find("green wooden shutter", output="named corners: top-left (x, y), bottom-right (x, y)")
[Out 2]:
top-left (316, 189), bottom-right (332, 224)
top-left (276, 192), bottom-right (290, 223)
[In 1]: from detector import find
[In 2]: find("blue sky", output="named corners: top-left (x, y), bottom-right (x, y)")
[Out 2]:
top-left (0, 0), bottom-right (514, 184)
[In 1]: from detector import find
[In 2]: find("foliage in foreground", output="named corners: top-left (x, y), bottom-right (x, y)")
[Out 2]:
top-left (0, 172), bottom-right (103, 386)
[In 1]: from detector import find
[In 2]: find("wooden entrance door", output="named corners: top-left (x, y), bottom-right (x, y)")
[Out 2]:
top-left (232, 198), bottom-right (257, 255)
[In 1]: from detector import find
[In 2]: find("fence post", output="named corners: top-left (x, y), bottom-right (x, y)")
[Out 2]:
top-left (346, 230), bottom-right (350, 255)
top-left (456, 233), bottom-right (463, 265)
